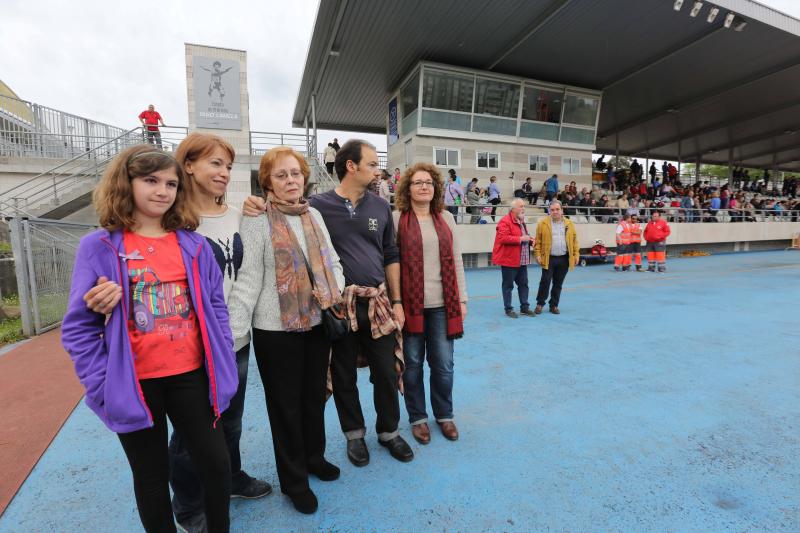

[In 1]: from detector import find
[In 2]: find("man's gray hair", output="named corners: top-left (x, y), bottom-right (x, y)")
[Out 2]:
top-left (549, 199), bottom-right (562, 208)
top-left (510, 198), bottom-right (526, 208)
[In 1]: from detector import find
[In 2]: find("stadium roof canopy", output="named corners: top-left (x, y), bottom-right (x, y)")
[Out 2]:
top-left (293, 0), bottom-right (800, 171)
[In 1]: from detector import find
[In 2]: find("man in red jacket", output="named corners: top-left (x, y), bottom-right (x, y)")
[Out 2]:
top-left (644, 209), bottom-right (671, 272)
top-left (138, 104), bottom-right (164, 148)
top-left (492, 198), bottom-right (535, 318)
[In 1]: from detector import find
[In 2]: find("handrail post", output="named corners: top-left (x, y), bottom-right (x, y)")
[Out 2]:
top-left (9, 218), bottom-right (34, 336)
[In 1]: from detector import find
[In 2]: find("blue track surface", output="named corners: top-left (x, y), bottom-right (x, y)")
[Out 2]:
top-left (2, 251), bottom-right (798, 532)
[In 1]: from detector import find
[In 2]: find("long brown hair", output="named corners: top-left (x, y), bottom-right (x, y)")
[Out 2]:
top-left (394, 162), bottom-right (445, 213)
top-left (175, 132), bottom-right (236, 206)
top-left (93, 144), bottom-right (199, 231)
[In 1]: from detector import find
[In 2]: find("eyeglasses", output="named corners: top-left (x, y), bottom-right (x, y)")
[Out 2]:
top-left (410, 180), bottom-right (434, 188)
top-left (271, 170), bottom-right (304, 181)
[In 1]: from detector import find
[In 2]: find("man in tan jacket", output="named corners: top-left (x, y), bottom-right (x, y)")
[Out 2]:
top-left (533, 201), bottom-right (580, 314)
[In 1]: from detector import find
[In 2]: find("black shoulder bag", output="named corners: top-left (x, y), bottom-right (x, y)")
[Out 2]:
top-left (301, 253), bottom-right (349, 341)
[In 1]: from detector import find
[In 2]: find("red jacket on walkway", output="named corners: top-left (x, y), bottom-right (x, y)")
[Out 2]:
top-left (492, 212), bottom-right (530, 267)
top-left (644, 219), bottom-right (671, 243)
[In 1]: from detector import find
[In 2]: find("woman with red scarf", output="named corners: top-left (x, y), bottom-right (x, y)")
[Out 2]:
top-left (392, 163), bottom-right (468, 445)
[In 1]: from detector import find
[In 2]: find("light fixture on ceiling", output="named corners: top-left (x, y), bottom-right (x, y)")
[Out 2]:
top-left (690, 1), bottom-right (703, 17)
top-left (733, 16), bottom-right (747, 31)
top-left (706, 149), bottom-right (717, 154)
top-left (666, 107), bottom-right (680, 114)
top-left (674, 0), bottom-right (684, 11)
top-left (724, 12), bottom-right (736, 27)
top-left (784, 129), bottom-right (797, 135)
top-left (707, 7), bottom-right (719, 23)
top-left (329, 50), bottom-right (340, 57)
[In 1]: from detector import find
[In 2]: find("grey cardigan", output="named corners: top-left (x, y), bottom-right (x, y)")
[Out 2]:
top-left (227, 207), bottom-right (345, 340)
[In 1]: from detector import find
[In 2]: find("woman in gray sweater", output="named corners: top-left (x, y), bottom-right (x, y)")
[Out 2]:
top-left (227, 147), bottom-right (344, 515)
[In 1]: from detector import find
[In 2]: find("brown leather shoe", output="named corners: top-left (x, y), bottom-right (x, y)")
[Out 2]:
top-left (411, 423), bottom-right (431, 445)
top-left (437, 421), bottom-right (459, 441)
top-left (549, 306), bottom-right (560, 314)
top-left (534, 305), bottom-right (543, 315)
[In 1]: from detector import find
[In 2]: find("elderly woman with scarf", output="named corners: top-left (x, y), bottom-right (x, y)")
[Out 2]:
top-left (227, 147), bottom-right (344, 515)
top-left (392, 162), bottom-right (468, 445)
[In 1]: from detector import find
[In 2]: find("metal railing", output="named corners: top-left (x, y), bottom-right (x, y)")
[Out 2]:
top-left (0, 127), bottom-right (148, 217)
top-left (0, 94), bottom-right (131, 158)
top-left (7, 217), bottom-right (98, 335)
top-left (447, 203), bottom-right (800, 224)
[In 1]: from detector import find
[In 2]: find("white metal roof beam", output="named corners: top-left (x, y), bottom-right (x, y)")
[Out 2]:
top-left (485, 0), bottom-right (574, 71)
top-left (627, 99), bottom-right (800, 154)
top-left (600, 58), bottom-right (800, 138)
top-left (603, 25), bottom-right (725, 91)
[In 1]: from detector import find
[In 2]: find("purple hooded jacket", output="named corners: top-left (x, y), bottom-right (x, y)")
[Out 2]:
top-left (61, 228), bottom-right (238, 433)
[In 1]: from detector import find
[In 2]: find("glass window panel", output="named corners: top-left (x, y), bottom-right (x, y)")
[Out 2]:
top-left (422, 70), bottom-right (474, 112)
top-left (561, 157), bottom-right (581, 175)
top-left (447, 150), bottom-right (459, 167)
top-left (562, 94), bottom-right (599, 127)
top-left (401, 72), bottom-right (420, 118)
top-left (474, 78), bottom-right (520, 118)
top-left (435, 148), bottom-right (447, 166)
top-left (420, 109), bottom-right (472, 131)
top-left (521, 87), bottom-right (563, 123)
top-left (519, 121), bottom-right (559, 141)
top-left (529, 155), bottom-right (549, 172)
top-left (560, 126), bottom-right (595, 145)
top-left (477, 151), bottom-right (500, 169)
top-left (472, 115), bottom-right (517, 136)
top-left (401, 109), bottom-right (418, 136)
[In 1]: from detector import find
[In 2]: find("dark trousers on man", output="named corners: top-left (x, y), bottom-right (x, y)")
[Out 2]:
top-left (501, 265), bottom-right (529, 311)
top-left (331, 297), bottom-right (400, 441)
top-left (252, 326), bottom-right (329, 496)
top-left (536, 254), bottom-right (569, 308)
top-left (146, 129), bottom-right (163, 149)
top-left (170, 344), bottom-right (250, 523)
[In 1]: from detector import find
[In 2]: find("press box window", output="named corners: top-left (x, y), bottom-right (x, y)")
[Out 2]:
top-left (562, 157), bottom-right (581, 175)
top-left (477, 151), bottom-right (500, 170)
top-left (528, 155), bottom-right (549, 172)
top-left (434, 148), bottom-right (460, 167)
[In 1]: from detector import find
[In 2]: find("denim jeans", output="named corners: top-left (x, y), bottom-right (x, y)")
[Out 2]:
top-left (501, 265), bottom-right (529, 311)
top-left (402, 307), bottom-right (455, 424)
top-left (170, 343), bottom-right (250, 522)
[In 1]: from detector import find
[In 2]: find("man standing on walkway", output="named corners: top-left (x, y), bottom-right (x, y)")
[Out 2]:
top-left (310, 140), bottom-right (413, 466)
top-left (492, 198), bottom-right (535, 318)
top-left (629, 214), bottom-right (644, 271)
top-left (444, 172), bottom-right (464, 221)
top-left (644, 209), bottom-right (671, 272)
top-left (614, 213), bottom-right (632, 272)
top-left (533, 201), bottom-right (579, 314)
top-left (138, 104), bottom-right (164, 149)
top-left (544, 174), bottom-right (559, 202)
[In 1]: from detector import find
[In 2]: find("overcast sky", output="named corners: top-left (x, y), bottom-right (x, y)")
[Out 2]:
top-left (3, 0), bottom-right (799, 154)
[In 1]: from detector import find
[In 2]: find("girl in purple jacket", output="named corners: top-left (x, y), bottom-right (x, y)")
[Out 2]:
top-left (61, 145), bottom-right (238, 533)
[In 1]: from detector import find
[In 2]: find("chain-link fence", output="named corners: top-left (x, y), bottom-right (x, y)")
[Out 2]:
top-left (8, 217), bottom-right (97, 335)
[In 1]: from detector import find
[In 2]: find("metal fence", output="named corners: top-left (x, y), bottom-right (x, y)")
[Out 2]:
top-left (447, 203), bottom-right (800, 225)
top-left (8, 217), bottom-right (97, 335)
top-left (0, 94), bottom-right (131, 158)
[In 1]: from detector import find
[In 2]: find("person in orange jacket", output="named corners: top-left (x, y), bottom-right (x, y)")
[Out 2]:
top-left (629, 214), bottom-right (644, 272)
top-left (644, 209), bottom-right (671, 272)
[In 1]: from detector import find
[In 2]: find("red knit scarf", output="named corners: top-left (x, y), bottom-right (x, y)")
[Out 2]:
top-left (398, 211), bottom-right (463, 340)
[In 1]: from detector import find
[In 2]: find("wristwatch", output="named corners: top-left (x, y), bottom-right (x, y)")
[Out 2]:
top-left (391, 300), bottom-right (402, 305)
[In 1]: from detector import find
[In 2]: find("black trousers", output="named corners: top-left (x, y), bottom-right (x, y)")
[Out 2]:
top-left (325, 162), bottom-right (334, 175)
top-left (331, 298), bottom-right (400, 439)
top-left (253, 326), bottom-right (329, 496)
top-left (536, 255), bottom-right (570, 308)
top-left (117, 368), bottom-right (230, 533)
top-left (169, 344), bottom-right (250, 522)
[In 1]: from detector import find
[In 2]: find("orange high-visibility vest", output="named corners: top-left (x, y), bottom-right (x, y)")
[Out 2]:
top-left (629, 222), bottom-right (642, 243)
top-left (616, 221), bottom-right (632, 245)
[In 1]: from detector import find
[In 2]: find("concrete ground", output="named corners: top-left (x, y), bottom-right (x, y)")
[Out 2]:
top-left (1, 251), bottom-right (798, 532)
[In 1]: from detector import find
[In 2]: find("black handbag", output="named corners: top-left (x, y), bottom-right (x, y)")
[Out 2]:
top-left (302, 254), bottom-right (349, 340)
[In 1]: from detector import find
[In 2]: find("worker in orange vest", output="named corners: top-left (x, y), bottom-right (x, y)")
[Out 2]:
top-left (629, 214), bottom-right (643, 271)
top-left (614, 213), bottom-right (632, 272)
top-left (644, 209), bottom-right (671, 272)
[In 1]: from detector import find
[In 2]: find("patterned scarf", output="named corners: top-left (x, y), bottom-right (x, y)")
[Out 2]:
top-left (266, 192), bottom-right (342, 332)
top-left (397, 210), bottom-right (463, 340)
